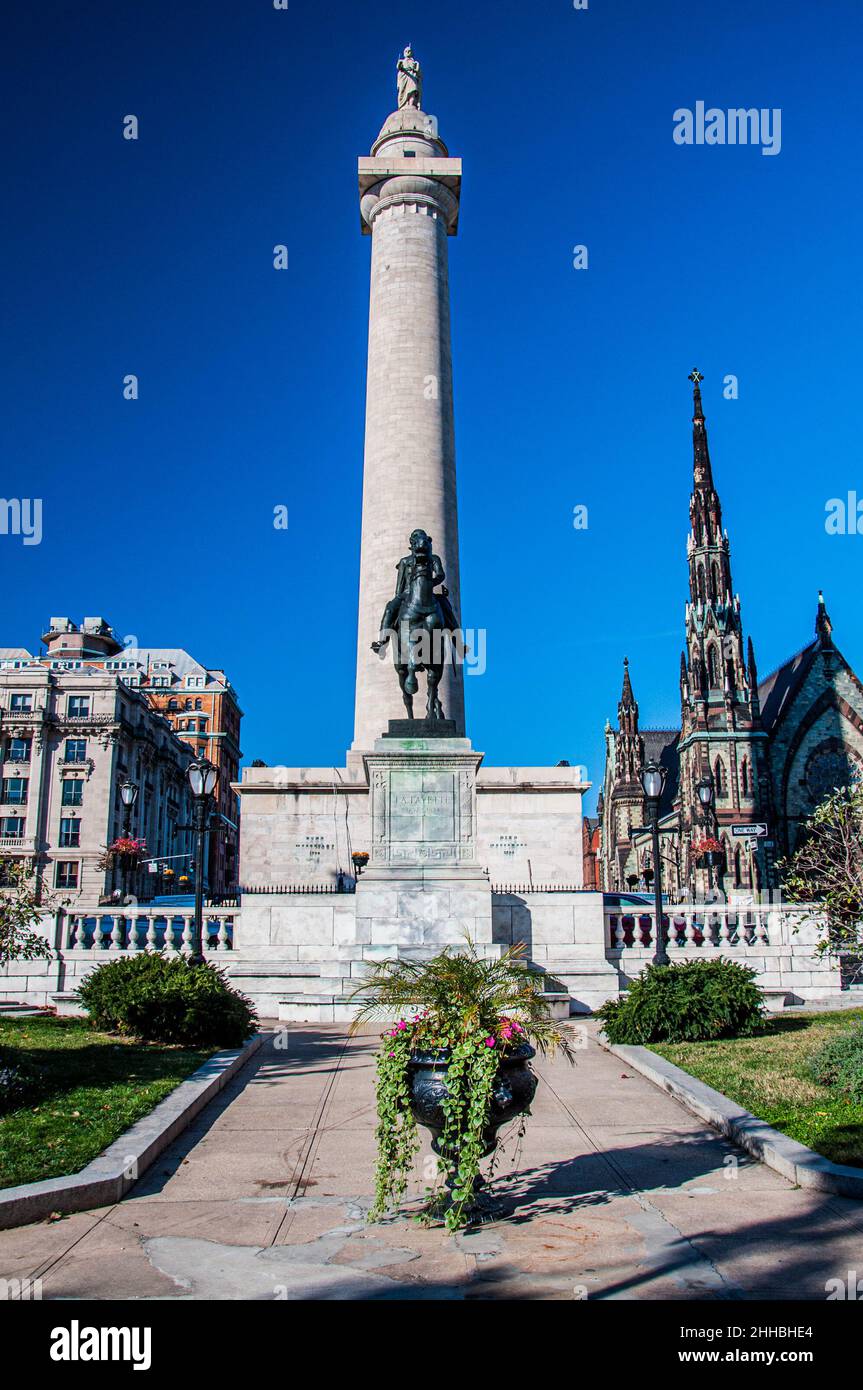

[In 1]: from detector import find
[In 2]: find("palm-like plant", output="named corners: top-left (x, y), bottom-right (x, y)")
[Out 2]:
top-left (349, 938), bottom-right (575, 1058)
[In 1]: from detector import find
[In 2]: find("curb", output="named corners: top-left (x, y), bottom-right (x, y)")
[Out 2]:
top-left (599, 1035), bottom-right (863, 1199)
top-left (0, 1032), bottom-right (265, 1230)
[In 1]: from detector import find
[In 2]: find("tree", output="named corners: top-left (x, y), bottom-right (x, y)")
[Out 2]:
top-left (781, 785), bottom-right (863, 955)
top-left (0, 862), bottom-right (54, 967)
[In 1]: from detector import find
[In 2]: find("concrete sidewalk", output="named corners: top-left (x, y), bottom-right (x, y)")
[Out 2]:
top-left (1, 1023), bottom-right (861, 1300)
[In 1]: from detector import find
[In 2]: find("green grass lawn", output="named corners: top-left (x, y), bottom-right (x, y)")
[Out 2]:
top-left (0, 1015), bottom-right (213, 1189)
top-left (651, 1010), bottom-right (863, 1168)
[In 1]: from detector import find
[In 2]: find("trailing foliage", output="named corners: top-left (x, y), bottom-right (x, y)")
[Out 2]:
top-left (780, 785), bottom-right (863, 955)
top-left (806, 1023), bottom-right (863, 1103)
top-left (596, 958), bottom-right (766, 1045)
top-left (76, 952), bottom-right (257, 1047)
top-left (350, 939), bottom-right (575, 1231)
top-left (0, 861), bottom-right (56, 967)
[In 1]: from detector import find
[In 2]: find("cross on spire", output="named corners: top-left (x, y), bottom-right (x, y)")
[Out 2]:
top-left (688, 369), bottom-right (704, 386)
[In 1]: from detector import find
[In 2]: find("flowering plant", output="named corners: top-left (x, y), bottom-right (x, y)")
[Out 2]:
top-left (349, 939), bottom-right (575, 1230)
top-left (693, 836), bottom-right (724, 857)
top-left (97, 837), bottom-right (147, 870)
top-left (107, 837), bottom-right (147, 857)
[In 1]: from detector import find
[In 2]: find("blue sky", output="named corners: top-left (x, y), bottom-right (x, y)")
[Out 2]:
top-left (5, 0), bottom-right (862, 811)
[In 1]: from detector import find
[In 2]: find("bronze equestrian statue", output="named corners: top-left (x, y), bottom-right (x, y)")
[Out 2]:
top-left (371, 529), bottom-right (459, 721)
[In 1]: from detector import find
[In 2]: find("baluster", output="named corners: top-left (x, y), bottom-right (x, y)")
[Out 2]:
top-left (182, 916), bottom-right (194, 953)
top-left (145, 913), bottom-right (158, 952)
top-left (217, 916), bottom-right (230, 951)
top-left (111, 913), bottom-right (125, 952)
top-left (126, 913), bottom-right (139, 951)
top-left (683, 913), bottom-right (698, 948)
top-left (164, 916), bottom-right (179, 952)
top-left (65, 914), bottom-right (78, 950)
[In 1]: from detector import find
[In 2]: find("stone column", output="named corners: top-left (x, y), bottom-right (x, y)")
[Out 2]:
top-left (352, 108), bottom-right (464, 751)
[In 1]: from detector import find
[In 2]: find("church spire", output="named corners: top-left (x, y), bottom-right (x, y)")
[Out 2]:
top-left (620, 656), bottom-right (636, 713)
top-left (688, 368), bottom-right (715, 493)
top-left (815, 590), bottom-right (834, 648)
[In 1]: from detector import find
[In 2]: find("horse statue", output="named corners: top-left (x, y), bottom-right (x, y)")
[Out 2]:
top-left (371, 528), bottom-right (459, 721)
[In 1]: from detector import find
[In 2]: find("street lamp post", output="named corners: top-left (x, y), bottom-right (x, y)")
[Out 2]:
top-left (696, 771), bottom-right (717, 892)
top-left (186, 755), bottom-right (219, 967)
top-left (118, 778), bottom-right (139, 900)
top-left (640, 759), bottom-right (669, 966)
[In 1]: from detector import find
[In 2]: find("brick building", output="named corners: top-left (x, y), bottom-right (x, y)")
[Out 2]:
top-left (598, 376), bottom-right (863, 897)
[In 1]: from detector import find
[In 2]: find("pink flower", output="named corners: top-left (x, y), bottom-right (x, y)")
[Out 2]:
top-left (397, 1020), bottom-right (408, 1030)
top-left (484, 1036), bottom-right (496, 1047)
top-left (388, 1051), bottom-right (395, 1057)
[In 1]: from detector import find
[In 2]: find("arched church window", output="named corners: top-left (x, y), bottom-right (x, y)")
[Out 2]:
top-left (741, 758), bottom-right (749, 796)
top-left (697, 566), bottom-right (706, 603)
top-left (733, 846), bottom-right (742, 888)
top-left (714, 758), bottom-right (724, 797)
top-left (711, 562), bottom-right (719, 598)
top-left (804, 742), bottom-right (863, 807)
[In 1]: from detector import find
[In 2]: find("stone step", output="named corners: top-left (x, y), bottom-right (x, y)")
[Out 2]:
top-left (0, 1002), bottom-right (51, 1017)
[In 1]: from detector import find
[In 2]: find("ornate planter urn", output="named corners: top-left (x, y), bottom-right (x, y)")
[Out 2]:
top-left (407, 1042), bottom-right (538, 1159)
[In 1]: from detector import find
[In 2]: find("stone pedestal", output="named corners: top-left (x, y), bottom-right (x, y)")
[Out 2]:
top-left (357, 732), bottom-right (492, 950)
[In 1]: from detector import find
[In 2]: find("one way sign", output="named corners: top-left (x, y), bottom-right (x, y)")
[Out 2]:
top-left (732, 823), bottom-right (768, 838)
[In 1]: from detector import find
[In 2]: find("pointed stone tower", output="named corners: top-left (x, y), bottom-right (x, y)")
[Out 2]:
top-left (678, 371), bottom-right (773, 890)
top-left (352, 67), bottom-right (464, 751)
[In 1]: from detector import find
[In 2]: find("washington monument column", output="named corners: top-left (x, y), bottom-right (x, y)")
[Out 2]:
top-left (352, 50), bottom-right (465, 750)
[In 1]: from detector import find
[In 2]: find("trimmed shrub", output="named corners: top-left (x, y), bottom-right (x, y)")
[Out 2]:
top-left (76, 953), bottom-right (257, 1048)
top-left (807, 1024), bottom-right (863, 1102)
top-left (597, 958), bottom-right (766, 1044)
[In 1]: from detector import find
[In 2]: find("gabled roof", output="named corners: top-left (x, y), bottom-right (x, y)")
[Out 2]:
top-left (641, 728), bottom-right (681, 814)
top-left (757, 642), bottom-right (817, 733)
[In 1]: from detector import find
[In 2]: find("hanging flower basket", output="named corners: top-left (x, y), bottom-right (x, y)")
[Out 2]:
top-left (97, 837), bottom-right (147, 871)
top-left (351, 851), bottom-right (370, 876)
top-left (693, 836), bottom-right (724, 869)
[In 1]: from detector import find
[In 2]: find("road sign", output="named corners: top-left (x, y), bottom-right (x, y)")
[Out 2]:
top-left (732, 823), bottom-right (768, 838)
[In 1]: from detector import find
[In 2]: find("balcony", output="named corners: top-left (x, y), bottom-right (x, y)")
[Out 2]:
top-left (0, 836), bottom-right (36, 853)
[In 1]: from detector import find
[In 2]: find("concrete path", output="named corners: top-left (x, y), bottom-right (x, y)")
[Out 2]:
top-left (1, 1024), bottom-right (861, 1300)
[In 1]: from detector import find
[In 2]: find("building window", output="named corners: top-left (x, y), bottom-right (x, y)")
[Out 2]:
top-left (733, 846), bottom-right (743, 888)
top-left (194, 699), bottom-right (202, 710)
top-left (740, 758), bottom-right (749, 797)
top-left (2, 777), bottom-right (28, 805)
top-left (10, 694), bottom-right (32, 713)
top-left (0, 817), bottom-right (24, 839)
top-left (151, 676), bottom-right (169, 687)
top-left (62, 779), bottom-right (84, 806)
top-left (56, 861), bottom-right (79, 889)
top-left (713, 758), bottom-right (724, 798)
top-left (168, 698), bottom-right (178, 710)
top-left (59, 818), bottom-right (80, 848)
top-left (6, 737), bottom-right (31, 762)
top-left (64, 738), bottom-right (87, 763)
top-left (67, 696), bottom-right (90, 719)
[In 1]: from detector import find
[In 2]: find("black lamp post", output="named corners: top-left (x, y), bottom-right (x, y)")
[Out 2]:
top-left (120, 778), bottom-right (139, 836)
top-left (640, 759), bottom-right (668, 965)
top-left (118, 779), bottom-right (139, 902)
top-left (696, 771), bottom-right (717, 890)
top-left (186, 755), bottom-right (218, 966)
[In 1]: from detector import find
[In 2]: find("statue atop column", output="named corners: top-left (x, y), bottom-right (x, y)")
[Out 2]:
top-left (397, 46), bottom-right (422, 110)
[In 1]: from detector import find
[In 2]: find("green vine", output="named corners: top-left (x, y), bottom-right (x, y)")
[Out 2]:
top-left (368, 1026), bottom-right (420, 1221)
